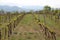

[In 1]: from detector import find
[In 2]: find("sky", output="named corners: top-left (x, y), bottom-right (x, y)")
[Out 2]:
top-left (0, 0), bottom-right (60, 8)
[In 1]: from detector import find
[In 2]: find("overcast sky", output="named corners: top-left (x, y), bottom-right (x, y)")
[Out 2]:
top-left (0, 0), bottom-right (60, 8)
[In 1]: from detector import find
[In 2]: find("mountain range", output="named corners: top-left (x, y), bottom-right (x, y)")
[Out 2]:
top-left (0, 5), bottom-right (43, 12)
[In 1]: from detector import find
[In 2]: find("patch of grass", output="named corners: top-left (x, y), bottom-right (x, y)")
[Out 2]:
top-left (20, 14), bottom-right (34, 24)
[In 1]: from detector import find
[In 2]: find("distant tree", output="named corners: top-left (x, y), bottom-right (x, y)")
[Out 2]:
top-left (44, 5), bottom-right (51, 14)
top-left (44, 6), bottom-right (51, 10)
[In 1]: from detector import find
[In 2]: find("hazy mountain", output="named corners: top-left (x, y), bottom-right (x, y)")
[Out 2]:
top-left (21, 6), bottom-right (43, 11)
top-left (0, 5), bottom-right (43, 12)
top-left (0, 5), bottom-right (23, 12)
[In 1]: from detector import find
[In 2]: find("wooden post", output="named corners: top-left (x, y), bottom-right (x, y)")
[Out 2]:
top-left (8, 23), bottom-right (12, 37)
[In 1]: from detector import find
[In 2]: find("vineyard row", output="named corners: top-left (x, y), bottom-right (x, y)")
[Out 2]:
top-left (32, 14), bottom-right (56, 40)
top-left (0, 13), bottom-right (26, 40)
